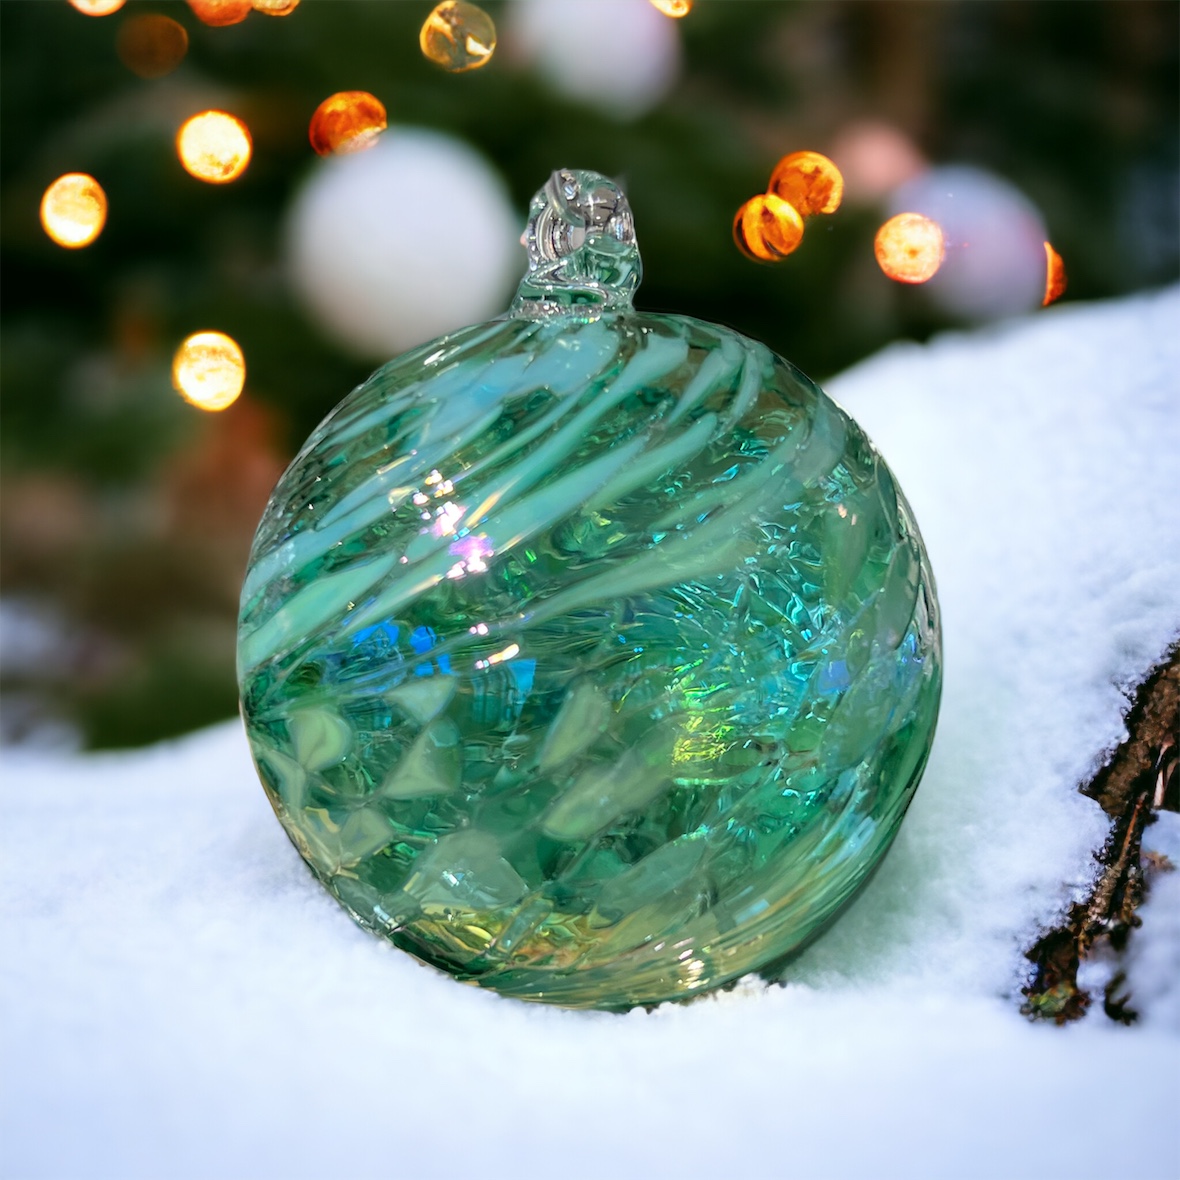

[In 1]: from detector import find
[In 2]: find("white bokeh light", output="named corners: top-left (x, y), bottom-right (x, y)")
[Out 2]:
top-left (286, 128), bottom-right (522, 358)
top-left (829, 120), bottom-right (927, 205)
top-left (506, 0), bottom-right (681, 120)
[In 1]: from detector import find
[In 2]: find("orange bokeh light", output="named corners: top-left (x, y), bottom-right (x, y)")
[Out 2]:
top-left (186, 0), bottom-right (252, 27)
top-left (40, 173), bottom-right (107, 249)
top-left (733, 194), bottom-right (804, 263)
top-left (308, 92), bottom-right (387, 157)
top-left (173, 332), bottom-right (246, 411)
top-left (650, 0), bottom-right (693, 15)
top-left (251, 0), bottom-right (300, 14)
top-left (176, 111), bottom-right (252, 184)
top-left (68, 0), bottom-right (126, 15)
top-left (1043, 242), bottom-right (1067, 306)
top-left (874, 212), bottom-right (945, 284)
top-left (117, 14), bottom-right (188, 79)
top-left (769, 151), bottom-right (844, 217)
top-left (420, 1), bottom-right (497, 73)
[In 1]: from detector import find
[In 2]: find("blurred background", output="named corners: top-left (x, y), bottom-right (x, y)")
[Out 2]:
top-left (2, 0), bottom-right (1177, 751)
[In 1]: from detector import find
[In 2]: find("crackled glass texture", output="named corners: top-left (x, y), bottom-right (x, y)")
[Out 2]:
top-left (238, 170), bottom-right (941, 1009)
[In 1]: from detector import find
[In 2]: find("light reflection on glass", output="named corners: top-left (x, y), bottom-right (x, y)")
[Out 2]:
top-left (475, 642), bottom-right (519, 670)
top-left (433, 501), bottom-right (465, 537)
top-left (446, 533), bottom-right (493, 581)
top-left (452, 533), bottom-right (491, 569)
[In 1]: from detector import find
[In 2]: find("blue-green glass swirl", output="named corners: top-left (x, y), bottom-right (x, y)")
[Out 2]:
top-left (238, 171), bottom-right (941, 1009)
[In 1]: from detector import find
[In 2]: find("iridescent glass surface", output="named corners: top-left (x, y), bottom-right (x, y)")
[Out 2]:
top-left (238, 170), bottom-right (941, 1008)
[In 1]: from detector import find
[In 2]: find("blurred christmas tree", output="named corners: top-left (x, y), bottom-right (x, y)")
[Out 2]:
top-left (1, 0), bottom-right (1176, 748)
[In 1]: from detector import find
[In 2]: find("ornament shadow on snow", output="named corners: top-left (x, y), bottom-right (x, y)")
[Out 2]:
top-left (237, 169), bottom-right (942, 1009)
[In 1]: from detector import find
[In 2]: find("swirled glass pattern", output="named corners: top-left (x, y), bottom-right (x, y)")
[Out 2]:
top-left (238, 171), bottom-right (941, 1008)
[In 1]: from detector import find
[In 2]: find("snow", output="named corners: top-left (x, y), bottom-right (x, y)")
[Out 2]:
top-left (3, 287), bottom-right (1179, 1180)
top-left (1130, 811), bottom-right (1180, 1030)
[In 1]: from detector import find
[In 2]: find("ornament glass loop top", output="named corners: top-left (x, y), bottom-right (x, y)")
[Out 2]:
top-left (238, 169), bottom-right (941, 1009)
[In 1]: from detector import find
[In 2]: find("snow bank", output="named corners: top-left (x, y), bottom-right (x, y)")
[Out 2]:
top-left (2, 287), bottom-right (1178, 1180)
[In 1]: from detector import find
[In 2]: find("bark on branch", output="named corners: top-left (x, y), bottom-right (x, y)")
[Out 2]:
top-left (1023, 642), bottom-right (1179, 1024)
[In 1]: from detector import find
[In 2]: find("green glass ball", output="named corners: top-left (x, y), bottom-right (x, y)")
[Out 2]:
top-left (238, 170), bottom-right (941, 1008)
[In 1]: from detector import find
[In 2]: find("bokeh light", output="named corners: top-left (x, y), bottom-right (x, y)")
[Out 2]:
top-left (420, 1), bottom-right (497, 73)
top-left (251, 0), bottom-right (300, 14)
top-left (308, 91), bottom-right (387, 157)
top-left (116, 14), bottom-right (188, 79)
top-left (1044, 242), bottom-right (1067, 306)
top-left (650, 0), bottom-right (692, 15)
top-left (67, 0), bottom-right (126, 15)
top-left (769, 151), bottom-right (844, 217)
top-left (176, 111), bottom-right (252, 184)
top-left (286, 128), bottom-right (520, 357)
top-left (874, 212), bottom-right (945, 284)
top-left (733, 194), bottom-right (804, 263)
top-left (172, 332), bottom-right (246, 411)
top-left (890, 165), bottom-right (1046, 317)
top-left (828, 120), bottom-right (927, 204)
top-left (186, 0), bottom-right (251, 28)
top-left (40, 173), bottom-right (107, 249)
top-left (509, 0), bottom-right (681, 121)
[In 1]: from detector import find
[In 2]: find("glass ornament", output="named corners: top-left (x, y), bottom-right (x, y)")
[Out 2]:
top-left (238, 169), bottom-right (941, 1009)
